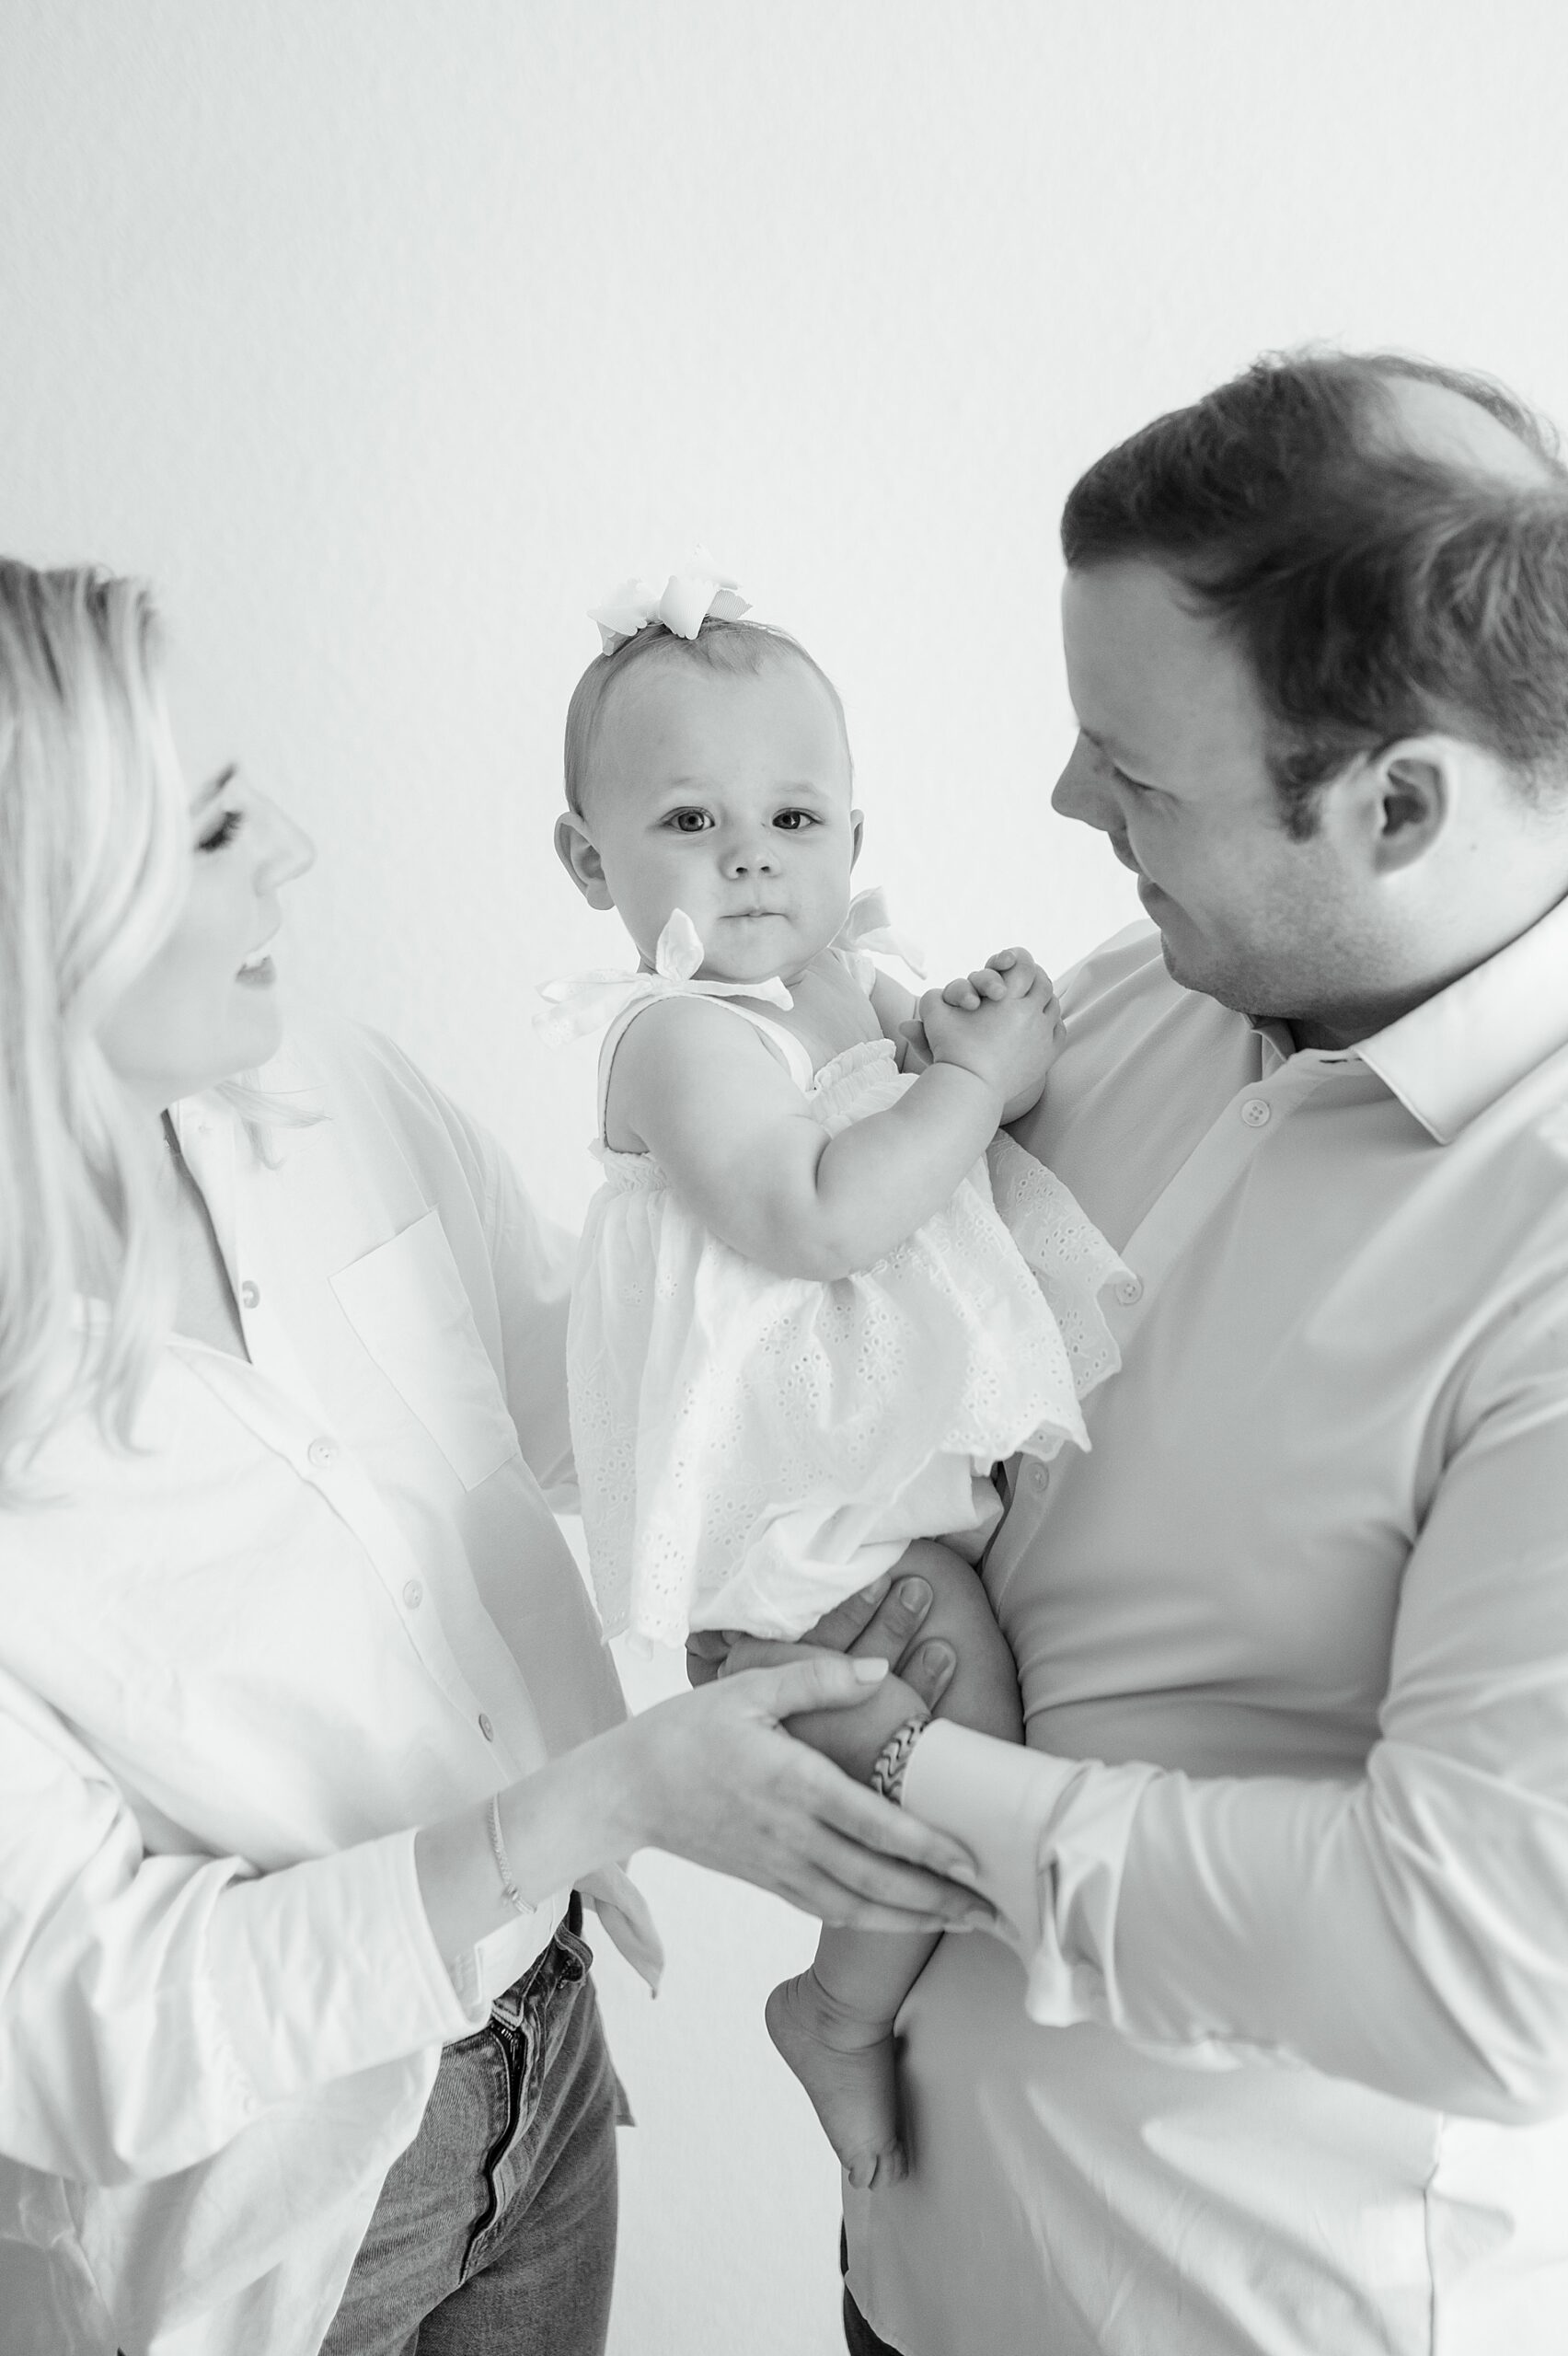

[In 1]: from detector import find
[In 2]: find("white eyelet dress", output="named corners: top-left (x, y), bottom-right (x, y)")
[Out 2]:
top-left (567, 976), bottom-right (1131, 1649)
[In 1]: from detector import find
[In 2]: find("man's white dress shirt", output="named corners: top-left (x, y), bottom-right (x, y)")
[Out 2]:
top-left (0, 1020), bottom-right (626, 2356)
top-left (847, 897), bottom-right (1568, 2356)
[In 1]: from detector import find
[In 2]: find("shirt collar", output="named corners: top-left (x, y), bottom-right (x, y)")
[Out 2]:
top-left (1262, 891), bottom-right (1568, 1144)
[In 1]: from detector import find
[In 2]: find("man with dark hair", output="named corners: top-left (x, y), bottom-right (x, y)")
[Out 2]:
top-left (839, 352), bottom-right (1568, 2355)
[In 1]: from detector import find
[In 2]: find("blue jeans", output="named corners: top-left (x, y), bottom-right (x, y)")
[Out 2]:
top-left (323, 1902), bottom-right (622, 2355)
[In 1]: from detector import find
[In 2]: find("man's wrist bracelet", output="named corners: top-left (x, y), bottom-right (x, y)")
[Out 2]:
top-left (870, 1715), bottom-right (928, 1807)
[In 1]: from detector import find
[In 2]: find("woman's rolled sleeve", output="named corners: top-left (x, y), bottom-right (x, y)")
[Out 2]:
top-left (0, 1674), bottom-right (474, 2187)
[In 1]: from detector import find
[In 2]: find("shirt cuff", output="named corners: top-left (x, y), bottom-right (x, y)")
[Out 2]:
top-left (901, 1721), bottom-right (1156, 2028)
top-left (207, 1828), bottom-right (485, 2100)
top-left (452, 1889), bottom-right (572, 2017)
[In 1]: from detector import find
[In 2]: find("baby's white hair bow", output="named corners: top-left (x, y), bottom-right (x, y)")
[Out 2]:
top-left (588, 546), bottom-right (751, 656)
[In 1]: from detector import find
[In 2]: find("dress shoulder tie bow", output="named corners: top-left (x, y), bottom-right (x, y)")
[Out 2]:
top-left (535, 908), bottom-right (794, 1048)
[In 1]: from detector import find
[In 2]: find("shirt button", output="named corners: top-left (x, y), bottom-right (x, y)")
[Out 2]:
top-left (478, 1713), bottom-right (495, 1742)
top-left (1240, 1097), bottom-right (1272, 1128)
top-left (1029, 1462), bottom-right (1051, 1496)
top-left (1116, 1274), bottom-right (1143, 1306)
top-left (307, 1436), bottom-right (340, 1469)
top-left (402, 1579), bottom-right (423, 1610)
top-left (239, 1280), bottom-right (260, 1310)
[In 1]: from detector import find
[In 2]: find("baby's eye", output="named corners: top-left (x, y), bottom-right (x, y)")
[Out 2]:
top-left (664, 808), bottom-right (712, 834)
top-left (772, 809), bottom-right (817, 831)
top-left (197, 809), bottom-right (245, 854)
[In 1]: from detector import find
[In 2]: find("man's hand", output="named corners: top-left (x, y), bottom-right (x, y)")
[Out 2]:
top-left (715, 1540), bottom-right (973, 1780)
top-left (686, 1553), bottom-right (958, 1697)
top-left (919, 949), bottom-right (1063, 1123)
top-left (686, 1627), bottom-right (735, 1688)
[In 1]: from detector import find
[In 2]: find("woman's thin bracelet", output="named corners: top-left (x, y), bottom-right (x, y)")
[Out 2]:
top-left (870, 1715), bottom-right (928, 1807)
top-left (487, 1792), bottom-right (532, 1917)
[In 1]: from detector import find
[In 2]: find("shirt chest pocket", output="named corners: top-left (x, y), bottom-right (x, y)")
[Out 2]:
top-left (330, 1208), bottom-right (521, 1490)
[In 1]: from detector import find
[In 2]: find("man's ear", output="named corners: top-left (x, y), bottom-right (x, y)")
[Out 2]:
top-left (1347, 740), bottom-right (1453, 875)
top-left (849, 808), bottom-right (864, 869)
top-left (554, 811), bottom-right (615, 909)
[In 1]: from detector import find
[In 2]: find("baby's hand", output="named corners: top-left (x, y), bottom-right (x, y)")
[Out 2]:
top-left (921, 950), bottom-right (1063, 1120)
top-left (940, 945), bottom-right (1044, 1013)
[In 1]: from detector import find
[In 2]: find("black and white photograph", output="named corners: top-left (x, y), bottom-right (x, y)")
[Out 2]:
top-left (3, 5), bottom-right (1568, 2350)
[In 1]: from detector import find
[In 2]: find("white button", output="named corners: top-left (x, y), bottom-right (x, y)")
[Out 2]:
top-left (1240, 1097), bottom-right (1272, 1128)
top-left (239, 1280), bottom-right (259, 1310)
top-left (478, 1713), bottom-right (495, 1742)
top-left (307, 1436), bottom-right (340, 1469)
top-left (1116, 1274), bottom-right (1143, 1306)
top-left (1029, 1462), bottom-right (1051, 1496)
top-left (402, 1579), bottom-right (423, 1610)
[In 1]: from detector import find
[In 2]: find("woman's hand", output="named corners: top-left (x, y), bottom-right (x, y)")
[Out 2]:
top-left (718, 1638), bottom-right (947, 1784)
top-left (622, 1656), bottom-right (990, 1934)
top-left (422, 1652), bottom-right (992, 1961)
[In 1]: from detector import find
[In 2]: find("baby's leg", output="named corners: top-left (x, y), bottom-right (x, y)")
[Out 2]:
top-left (768, 1539), bottom-right (1022, 2187)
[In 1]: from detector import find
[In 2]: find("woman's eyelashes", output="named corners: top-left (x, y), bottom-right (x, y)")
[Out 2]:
top-left (197, 808), bottom-right (245, 854)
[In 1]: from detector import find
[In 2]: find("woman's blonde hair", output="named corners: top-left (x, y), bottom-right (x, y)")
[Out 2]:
top-left (0, 559), bottom-right (190, 1493)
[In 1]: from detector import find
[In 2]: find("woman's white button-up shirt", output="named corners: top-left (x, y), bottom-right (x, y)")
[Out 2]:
top-left (0, 1019), bottom-right (624, 2356)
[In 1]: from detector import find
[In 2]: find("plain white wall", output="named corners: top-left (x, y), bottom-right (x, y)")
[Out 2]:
top-left (5, 3), bottom-right (1568, 2348)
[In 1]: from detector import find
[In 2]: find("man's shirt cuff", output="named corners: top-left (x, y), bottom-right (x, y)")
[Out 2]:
top-left (903, 1720), bottom-right (1155, 2028)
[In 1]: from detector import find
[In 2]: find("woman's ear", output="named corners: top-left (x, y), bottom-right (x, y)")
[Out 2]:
top-left (554, 811), bottom-right (615, 910)
top-left (849, 808), bottom-right (865, 869)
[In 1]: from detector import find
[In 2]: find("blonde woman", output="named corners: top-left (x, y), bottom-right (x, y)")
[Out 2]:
top-left (0, 560), bottom-right (981, 2356)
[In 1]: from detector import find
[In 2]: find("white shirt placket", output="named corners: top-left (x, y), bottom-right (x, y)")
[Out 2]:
top-left (174, 1111), bottom-right (528, 1784)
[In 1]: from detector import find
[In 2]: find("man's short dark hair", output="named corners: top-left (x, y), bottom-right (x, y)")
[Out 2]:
top-left (1060, 351), bottom-right (1568, 837)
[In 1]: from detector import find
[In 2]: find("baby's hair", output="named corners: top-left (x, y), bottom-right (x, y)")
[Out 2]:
top-left (563, 615), bottom-right (852, 814)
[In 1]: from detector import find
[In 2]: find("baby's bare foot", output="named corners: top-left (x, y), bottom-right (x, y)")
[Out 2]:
top-left (766, 1969), bottom-right (904, 2190)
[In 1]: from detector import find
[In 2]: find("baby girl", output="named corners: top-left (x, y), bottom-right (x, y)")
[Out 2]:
top-left (541, 564), bottom-right (1124, 2189)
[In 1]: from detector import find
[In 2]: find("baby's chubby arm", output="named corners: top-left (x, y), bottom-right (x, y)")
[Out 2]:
top-left (608, 975), bottom-right (1055, 1282)
top-left (868, 969), bottom-right (918, 1066)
